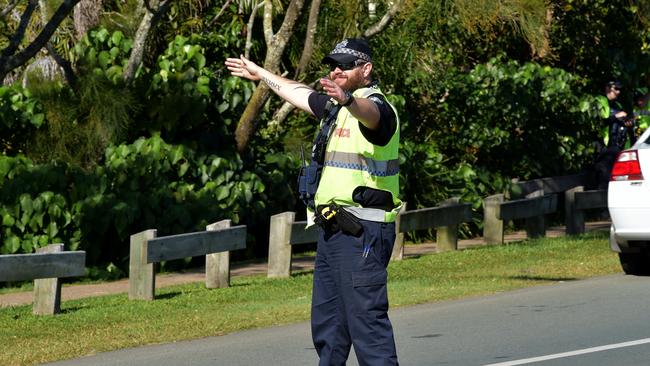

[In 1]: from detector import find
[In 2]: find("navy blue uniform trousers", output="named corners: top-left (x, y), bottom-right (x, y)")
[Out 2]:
top-left (311, 219), bottom-right (399, 366)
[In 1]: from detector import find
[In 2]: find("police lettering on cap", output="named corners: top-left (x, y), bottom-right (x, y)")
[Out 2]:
top-left (322, 38), bottom-right (372, 65)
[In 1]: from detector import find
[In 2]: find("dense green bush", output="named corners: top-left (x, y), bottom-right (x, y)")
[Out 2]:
top-left (0, 135), bottom-right (267, 273)
top-left (435, 58), bottom-right (598, 178)
top-left (74, 28), bottom-right (134, 81)
top-left (0, 156), bottom-right (84, 255)
top-left (0, 86), bottom-right (45, 155)
top-left (387, 57), bottom-right (600, 238)
top-left (139, 35), bottom-right (213, 136)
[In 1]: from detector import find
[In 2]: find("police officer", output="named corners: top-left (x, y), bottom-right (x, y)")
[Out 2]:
top-left (595, 80), bottom-right (629, 149)
top-left (594, 80), bottom-right (630, 189)
top-left (633, 89), bottom-right (650, 135)
top-left (226, 38), bottom-right (402, 365)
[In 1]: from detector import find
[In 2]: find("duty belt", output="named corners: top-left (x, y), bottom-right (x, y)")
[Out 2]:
top-left (344, 206), bottom-right (388, 222)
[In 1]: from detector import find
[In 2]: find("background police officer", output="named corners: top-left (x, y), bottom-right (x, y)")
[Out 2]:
top-left (633, 89), bottom-right (650, 135)
top-left (596, 80), bottom-right (629, 148)
top-left (594, 80), bottom-right (631, 189)
top-left (226, 38), bottom-right (402, 365)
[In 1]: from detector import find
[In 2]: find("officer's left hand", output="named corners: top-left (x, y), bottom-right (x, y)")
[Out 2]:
top-left (320, 78), bottom-right (347, 105)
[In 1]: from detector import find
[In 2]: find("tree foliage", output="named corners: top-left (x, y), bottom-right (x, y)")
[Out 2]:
top-left (0, 0), bottom-right (649, 273)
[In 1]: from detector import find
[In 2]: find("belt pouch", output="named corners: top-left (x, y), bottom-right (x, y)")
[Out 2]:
top-left (335, 207), bottom-right (364, 237)
top-left (298, 164), bottom-right (321, 209)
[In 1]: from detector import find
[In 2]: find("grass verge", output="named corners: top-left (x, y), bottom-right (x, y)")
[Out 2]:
top-left (0, 231), bottom-right (620, 366)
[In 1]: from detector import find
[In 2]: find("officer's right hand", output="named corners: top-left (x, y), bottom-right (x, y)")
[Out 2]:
top-left (225, 55), bottom-right (261, 81)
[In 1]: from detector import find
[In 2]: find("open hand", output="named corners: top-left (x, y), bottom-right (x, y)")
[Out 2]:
top-left (225, 55), bottom-right (261, 81)
top-left (319, 77), bottom-right (347, 104)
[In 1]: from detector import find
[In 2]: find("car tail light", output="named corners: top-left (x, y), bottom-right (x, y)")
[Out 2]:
top-left (610, 150), bottom-right (644, 181)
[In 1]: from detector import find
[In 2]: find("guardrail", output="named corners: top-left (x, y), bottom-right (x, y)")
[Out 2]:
top-left (267, 199), bottom-right (472, 278)
top-left (483, 173), bottom-right (600, 244)
top-left (129, 220), bottom-right (246, 300)
top-left (484, 190), bottom-right (558, 244)
top-left (0, 244), bottom-right (86, 315)
top-left (512, 172), bottom-right (593, 197)
top-left (565, 186), bottom-right (608, 235)
top-left (395, 198), bottom-right (473, 255)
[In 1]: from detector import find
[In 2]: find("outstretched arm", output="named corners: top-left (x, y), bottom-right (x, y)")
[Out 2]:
top-left (225, 55), bottom-right (314, 114)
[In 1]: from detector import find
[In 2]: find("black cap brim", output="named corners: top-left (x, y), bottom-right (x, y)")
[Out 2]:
top-left (322, 53), bottom-right (358, 65)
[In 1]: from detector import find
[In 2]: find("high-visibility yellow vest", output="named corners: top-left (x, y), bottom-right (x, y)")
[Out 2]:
top-left (313, 85), bottom-right (402, 222)
top-left (635, 104), bottom-right (650, 133)
top-left (596, 95), bottom-right (611, 145)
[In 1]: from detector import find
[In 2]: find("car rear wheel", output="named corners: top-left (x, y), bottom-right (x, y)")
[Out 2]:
top-left (619, 252), bottom-right (650, 275)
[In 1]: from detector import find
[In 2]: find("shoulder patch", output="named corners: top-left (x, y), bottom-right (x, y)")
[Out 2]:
top-left (368, 95), bottom-right (385, 105)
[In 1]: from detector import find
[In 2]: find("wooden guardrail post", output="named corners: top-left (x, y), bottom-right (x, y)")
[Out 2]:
top-left (484, 194), bottom-right (505, 244)
top-left (129, 225), bottom-right (246, 300)
top-left (0, 245), bottom-right (85, 315)
top-left (566, 188), bottom-right (608, 235)
top-left (565, 186), bottom-right (585, 235)
top-left (391, 203), bottom-right (407, 261)
top-left (205, 220), bottom-right (232, 288)
top-left (129, 229), bottom-right (157, 301)
top-left (398, 200), bottom-right (472, 253)
top-left (33, 244), bottom-right (64, 315)
top-left (525, 190), bottom-right (545, 239)
top-left (268, 212), bottom-right (294, 278)
top-left (437, 198), bottom-right (460, 252)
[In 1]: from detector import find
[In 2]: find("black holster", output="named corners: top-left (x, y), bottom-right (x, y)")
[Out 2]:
top-left (315, 203), bottom-right (363, 237)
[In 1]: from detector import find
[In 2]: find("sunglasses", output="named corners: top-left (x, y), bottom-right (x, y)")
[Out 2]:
top-left (328, 60), bottom-right (366, 72)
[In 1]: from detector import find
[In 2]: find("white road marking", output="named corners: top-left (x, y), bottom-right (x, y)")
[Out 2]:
top-left (482, 338), bottom-right (650, 366)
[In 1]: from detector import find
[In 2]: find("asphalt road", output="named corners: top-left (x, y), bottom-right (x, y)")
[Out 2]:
top-left (43, 274), bottom-right (650, 366)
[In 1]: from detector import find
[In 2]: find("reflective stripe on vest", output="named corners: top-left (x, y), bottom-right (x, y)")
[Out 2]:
top-left (324, 151), bottom-right (399, 177)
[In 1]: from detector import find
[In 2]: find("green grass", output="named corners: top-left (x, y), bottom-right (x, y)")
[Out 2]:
top-left (0, 232), bottom-right (621, 366)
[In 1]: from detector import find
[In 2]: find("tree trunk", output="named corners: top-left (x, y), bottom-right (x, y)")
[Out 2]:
top-left (123, 0), bottom-right (172, 83)
top-left (368, 0), bottom-right (377, 20)
top-left (235, 84), bottom-right (271, 151)
top-left (73, 0), bottom-right (103, 40)
top-left (0, 0), bottom-right (21, 19)
top-left (294, 0), bottom-right (321, 79)
top-left (364, 0), bottom-right (404, 37)
top-left (234, 0), bottom-right (305, 153)
top-left (37, 0), bottom-right (49, 22)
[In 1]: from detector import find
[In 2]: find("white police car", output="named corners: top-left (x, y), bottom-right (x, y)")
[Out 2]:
top-left (608, 127), bottom-right (650, 274)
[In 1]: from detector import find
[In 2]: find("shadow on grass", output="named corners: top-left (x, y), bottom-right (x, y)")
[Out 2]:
top-left (291, 270), bottom-right (314, 278)
top-left (60, 306), bottom-right (86, 314)
top-left (155, 292), bottom-right (183, 300)
top-left (229, 282), bottom-right (256, 288)
top-left (508, 275), bottom-right (578, 282)
top-left (406, 254), bottom-right (424, 259)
